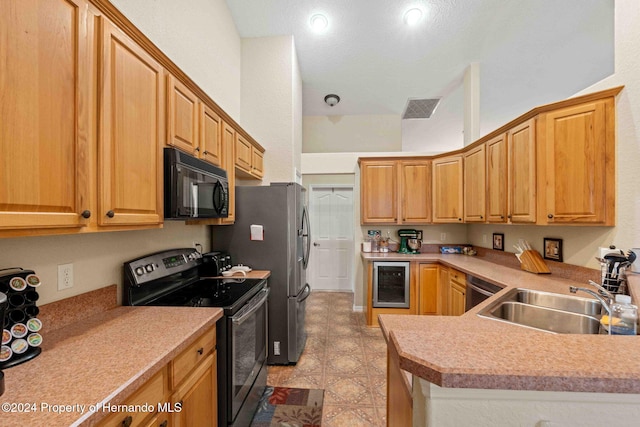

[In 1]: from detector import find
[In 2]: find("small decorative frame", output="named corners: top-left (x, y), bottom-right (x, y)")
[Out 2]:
top-left (492, 233), bottom-right (504, 251)
top-left (543, 238), bottom-right (563, 262)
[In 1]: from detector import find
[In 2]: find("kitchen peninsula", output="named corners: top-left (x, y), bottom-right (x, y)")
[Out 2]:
top-left (364, 253), bottom-right (640, 426)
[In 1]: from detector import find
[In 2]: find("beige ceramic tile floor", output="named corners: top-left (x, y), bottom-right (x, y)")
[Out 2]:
top-left (266, 291), bottom-right (387, 427)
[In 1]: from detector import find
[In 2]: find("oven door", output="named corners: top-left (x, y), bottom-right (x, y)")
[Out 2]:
top-left (230, 286), bottom-right (269, 423)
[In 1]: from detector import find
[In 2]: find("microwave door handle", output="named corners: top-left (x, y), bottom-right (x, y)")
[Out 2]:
top-left (212, 181), bottom-right (223, 214)
top-left (190, 183), bottom-right (199, 217)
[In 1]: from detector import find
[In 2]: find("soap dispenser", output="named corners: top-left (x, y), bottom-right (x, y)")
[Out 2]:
top-left (610, 294), bottom-right (638, 335)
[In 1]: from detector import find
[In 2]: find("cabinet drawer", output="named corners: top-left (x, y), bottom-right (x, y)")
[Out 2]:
top-left (98, 367), bottom-right (168, 427)
top-left (171, 328), bottom-right (216, 388)
top-left (449, 268), bottom-right (466, 283)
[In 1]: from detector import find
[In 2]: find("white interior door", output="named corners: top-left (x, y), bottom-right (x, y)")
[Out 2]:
top-left (309, 186), bottom-right (354, 291)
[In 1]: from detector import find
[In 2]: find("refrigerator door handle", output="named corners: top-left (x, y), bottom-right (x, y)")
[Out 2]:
top-left (297, 283), bottom-right (311, 303)
top-left (301, 206), bottom-right (311, 269)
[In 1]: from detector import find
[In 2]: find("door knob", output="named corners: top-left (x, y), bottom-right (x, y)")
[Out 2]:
top-left (313, 242), bottom-right (320, 247)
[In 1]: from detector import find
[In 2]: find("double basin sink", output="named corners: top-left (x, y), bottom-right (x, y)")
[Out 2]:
top-left (478, 288), bottom-right (603, 334)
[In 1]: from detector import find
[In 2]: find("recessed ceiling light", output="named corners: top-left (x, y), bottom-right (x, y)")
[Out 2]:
top-left (310, 14), bottom-right (328, 32)
top-left (404, 8), bottom-right (423, 26)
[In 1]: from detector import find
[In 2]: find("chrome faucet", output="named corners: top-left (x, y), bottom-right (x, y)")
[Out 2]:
top-left (569, 286), bottom-right (612, 335)
top-left (587, 280), bottom-right (615, 302)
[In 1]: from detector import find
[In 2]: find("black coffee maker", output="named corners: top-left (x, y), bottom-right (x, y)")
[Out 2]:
top-left (0, 291), bottom-right (6, 396)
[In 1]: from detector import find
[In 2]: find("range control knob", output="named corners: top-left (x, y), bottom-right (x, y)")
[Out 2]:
top-left (135, 267), bottom-right (145, 276)
top-left (145, 264), bottom-right (155, 273)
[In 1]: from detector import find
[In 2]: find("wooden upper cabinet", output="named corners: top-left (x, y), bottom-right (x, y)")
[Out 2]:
top-left (220, 122), bottom-right (236, 224)
top-left (235, 134), bottom-right (252, 171)
top-left (486, 134), bottom-right (508, 223)
top-left (251, 147), bottom-right (264, 179)
top-left (200, 104), bottom-right (223, 167)
top-left (432, 156), bottom-right (464, 223)
top-left (463, 145), bottom-right (486, 222)
top-left (540, 99), bottom-right (614, 225)
top-left (0, 0), bottom-right (91, 230)
top-left (508, 119), bottom-right (537, 223)
top-left (400, 160), bottom-right (431, 224)
top-left (99, 18), bottom-right (164, 226)
top-left (360, 160), bottom-right (398, 224)
top-left (167, 74), bottom-right (199, 155)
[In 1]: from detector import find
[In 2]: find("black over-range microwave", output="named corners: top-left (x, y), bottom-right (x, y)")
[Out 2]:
top-left (164, 147), bottom-right (229, 219)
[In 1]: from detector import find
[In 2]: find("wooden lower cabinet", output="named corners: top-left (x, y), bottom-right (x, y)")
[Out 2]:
top-left (448, 269), bottom-right (467, 316)
top-left (171, 353), bottom-right (217, 427)
top-left (418, 264), bottom-right (439, 315)
top-left (387, 341), bottom-right (412, 427)
top-left (438, 266), bottom-right (450, 316)
top-left (97, 327), bottom-right (217, 427)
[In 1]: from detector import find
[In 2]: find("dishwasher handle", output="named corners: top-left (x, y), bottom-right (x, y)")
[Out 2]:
top-left (467, 282), bottom-right (497, 298)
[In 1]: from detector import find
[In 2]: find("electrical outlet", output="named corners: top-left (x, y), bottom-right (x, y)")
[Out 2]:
top-left (58, 263), bottom-right (74, 291)
top-left (440, 233), bottom-right (447, 241)
top-left (483, 234), bottom-right (488, 244)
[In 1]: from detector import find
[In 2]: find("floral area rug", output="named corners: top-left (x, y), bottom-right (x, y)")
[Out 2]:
top-left (251, 386), bottom-right (324, 427)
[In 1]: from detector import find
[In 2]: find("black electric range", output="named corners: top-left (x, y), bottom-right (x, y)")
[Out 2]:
top-left (123, 248), bottom-right (269, 427)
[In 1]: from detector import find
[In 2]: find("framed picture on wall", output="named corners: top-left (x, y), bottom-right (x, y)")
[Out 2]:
top-left (544, 238), bottom-right (563, 262)
top-left (492, 233), bottom-right (504, 251)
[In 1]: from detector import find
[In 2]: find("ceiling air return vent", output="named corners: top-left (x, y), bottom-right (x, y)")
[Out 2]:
top-left (402, 98), bottom-right (441, 119)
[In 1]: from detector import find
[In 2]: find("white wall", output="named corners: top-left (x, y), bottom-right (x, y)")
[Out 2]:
top-left (0, 0), bottom-right (243, 304)
top-left (241, 36), bottom-right (301, 183)
top-left (110, 0), bottom-right (242, 120)
top-left (303, 115), bottom-right (402, 153)
top-left (468, 0), bottom-right (640, 270)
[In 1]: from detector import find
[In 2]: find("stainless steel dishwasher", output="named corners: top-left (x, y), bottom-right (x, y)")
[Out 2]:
top-left (465, 275), bottom-right (503, 312)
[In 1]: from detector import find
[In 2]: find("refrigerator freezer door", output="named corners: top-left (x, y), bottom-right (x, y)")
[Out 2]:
top-left (287, 283), bottom-right (311, 363)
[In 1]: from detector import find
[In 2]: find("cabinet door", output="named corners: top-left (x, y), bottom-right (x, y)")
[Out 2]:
top-left (200, 104), bottom-right (223, 166)
top-left (99, 18), bottom-right (164, 226)
top-left (167, 74), bottom-right (199, 156)
top-left (235, 134), bottom-right (252, 172)
top-left (542, 100), bottom-right (610, 224)
top-left (418, 264), bottom-right (438, 315)
top-left (0, 0), bottom-right (91, 230)
top-left (486, 134), bottom-right (508, 223)
top-left (448, 281), bottom-right (466, 316)
top-left (432, 156), bottom-right (463, 223)
top-left (508, 119), bottom-right (536, 223)
top-left (251, 147), bottom-right (264, 179)
top-left (400, 161), bottom-right (431, 224)
top-left (220, 122), bottom-right (236, 224)
top-left (438, 266), bottom-right (450, 316)
top-left (360, 161), bottom-right (398, 224)
top-left (172, 352), bottom-right (217, 427)
top-left (463, 145), bottom-right (486, 222)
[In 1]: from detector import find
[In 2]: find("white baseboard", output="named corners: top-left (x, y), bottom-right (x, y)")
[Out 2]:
top-left (352, 305), bottom-right (363, 312)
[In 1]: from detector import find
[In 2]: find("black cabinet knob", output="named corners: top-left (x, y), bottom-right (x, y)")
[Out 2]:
top-left (106, 210), bottom-right (115, 218)
top-left (159, 421), bottom-right (168, 427)
top-left (197, 347), bottom-right (204, 355)
top-left (81, 210), bottom-right (91, 219)
top-left (507, 214), bottom-right (511, 219)
top-left (121, 415), bottom-right (133, 427)
top-left (195, 147), bottom-right (200, 152)
top-left (480, 215), bottom-right (483, 219)
top-left (500, 215), bottom-right (504, 219)
top-left (458, 218), bottom-right (462, 221)
top-left (203, 150), bottom-right (208, 155)
top-left (548, 214), bottom-right (554, 219)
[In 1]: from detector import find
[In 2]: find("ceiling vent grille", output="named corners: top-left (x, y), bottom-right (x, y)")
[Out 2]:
top-left (402, 98), bottom-right (441, 119)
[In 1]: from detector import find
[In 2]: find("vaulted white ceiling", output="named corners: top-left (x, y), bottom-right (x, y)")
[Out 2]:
top-left (226, 0), bottom-right (613, 140)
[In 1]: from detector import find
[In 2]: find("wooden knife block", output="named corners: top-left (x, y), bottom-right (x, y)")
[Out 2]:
top-left (520, 250), bottom-right (551, 274)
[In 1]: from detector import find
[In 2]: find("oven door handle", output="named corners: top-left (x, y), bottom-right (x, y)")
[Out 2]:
top-left (467, 282), bottom-right (496, 298)
top-left (232, 287), bottom-right (270, 325)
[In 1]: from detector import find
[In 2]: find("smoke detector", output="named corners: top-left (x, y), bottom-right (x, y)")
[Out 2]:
top-left (402, 98), bottom-right (441, 119)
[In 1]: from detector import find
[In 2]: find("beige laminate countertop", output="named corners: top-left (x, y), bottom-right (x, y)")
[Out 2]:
top-left (364, 252), bottom-right (640, 394)
top-left (0, 306), bottom-right (223, 426)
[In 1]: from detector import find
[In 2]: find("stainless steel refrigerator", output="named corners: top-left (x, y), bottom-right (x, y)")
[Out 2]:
top-left (211, 183), bottom-right (311, 365)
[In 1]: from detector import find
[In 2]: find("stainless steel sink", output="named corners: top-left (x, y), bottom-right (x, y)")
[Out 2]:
top-left (478, 288), bottom-right (603, 334)
top-left (499, 288), bottom-right (602, 316)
